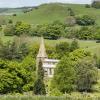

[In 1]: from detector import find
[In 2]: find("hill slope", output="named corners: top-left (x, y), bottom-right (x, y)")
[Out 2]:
top-left (4, 3), bottom-right (100, 25)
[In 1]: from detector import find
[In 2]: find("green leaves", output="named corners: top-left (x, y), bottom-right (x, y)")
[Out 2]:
top-left (51, 49), bottom-right (97, 93)
top-left (0, 55), bottom-right (36, 94)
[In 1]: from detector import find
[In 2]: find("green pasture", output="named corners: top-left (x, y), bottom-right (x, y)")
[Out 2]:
top-left (4, 3), bottom-right (100, 25)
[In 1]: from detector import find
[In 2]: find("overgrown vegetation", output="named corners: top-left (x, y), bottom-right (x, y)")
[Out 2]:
top-left (0, 3), bottom-right (100, 99)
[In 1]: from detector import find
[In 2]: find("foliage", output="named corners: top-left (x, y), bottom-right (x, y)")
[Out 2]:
top-left (42, 21), bottom-right (65, 40)
top-left (70, 39), bottom-right (79, 52)
top-left (0, 55), bottom-right (36, 94)
top-left (33, 59), bottom-right (46, 95)
top-left (77, 27), bottom-right (94, 40)
top-left (0, 17), bottom-right (6, 25)
top-left (0, 38), bottom-right (29, 61)
top-left (33, 78), bottom-right (46, 95)
top-left (92, 1), bottom-right (100, 9)
top-left (4, 22), bottom-right (31, 36)
top-left (52, 56), bottom-right (76, 93)
top-left (67, 8), bottom-right (75, 16)
top-left (31, 21), bottom-right (65, 40)
top-left (4, 24), bottom-right (15, 36)
top-left (15, 21), bottom-right (31, 36)
top-left (37, 59), bottom-right (44, 80)
top-left (56, 42), bottom-right (70, 58)
top-left (51, 49), bottom-right (93, 93)
top-left (85, 4), bottom-right (91, 8)
top-left (76, 15), bottom-right (95, 26)
top-left (50, 88), bottom-right (63, 96)
top-left (75, 57), bottom-right (98, 92)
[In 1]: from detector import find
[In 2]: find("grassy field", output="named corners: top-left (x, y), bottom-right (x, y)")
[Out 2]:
top-left (3, 3), bottom-right (100, 25)
top-left (0, 92), bottom-right (100, 100)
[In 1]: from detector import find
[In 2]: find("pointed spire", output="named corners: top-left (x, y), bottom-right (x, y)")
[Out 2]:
top-left (37, 37), bottom-right (48, 59)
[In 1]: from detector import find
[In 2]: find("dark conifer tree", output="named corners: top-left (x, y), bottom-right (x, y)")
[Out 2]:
top-left (33, 59), bottom-right (46, 95)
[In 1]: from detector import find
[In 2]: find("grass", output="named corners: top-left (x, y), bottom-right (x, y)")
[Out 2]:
top-left (0, 95), bottom-right (100, 100)
top-left (3, 3), bottom-right (100, 25)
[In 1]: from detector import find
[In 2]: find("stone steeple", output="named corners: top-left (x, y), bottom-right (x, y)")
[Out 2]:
top-left (37, 37), bottom-right (48, 61)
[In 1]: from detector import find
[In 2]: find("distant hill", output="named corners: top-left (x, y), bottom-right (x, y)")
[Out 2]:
top-left (2, 3), bottom-right (100, 25)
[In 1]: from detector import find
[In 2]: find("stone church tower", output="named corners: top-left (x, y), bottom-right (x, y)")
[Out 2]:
top-left (36, 37), bottom-right (48, 68)
top-left (36, 37), bottom-right (59, 78)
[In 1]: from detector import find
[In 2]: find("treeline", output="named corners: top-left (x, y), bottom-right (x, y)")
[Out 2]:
top-left (3, 19), bottom-right (100, 40)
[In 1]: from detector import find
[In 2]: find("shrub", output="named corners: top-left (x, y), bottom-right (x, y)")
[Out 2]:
top-left (13, 14), bottom-right (17, 16)
top-left (76, 15), bottom-right (95, 26)
top-left (85, 4), bottom-right (91, 8)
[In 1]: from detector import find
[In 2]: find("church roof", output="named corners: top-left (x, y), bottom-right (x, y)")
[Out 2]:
top-left (37, 37), bottom-right (48, 58)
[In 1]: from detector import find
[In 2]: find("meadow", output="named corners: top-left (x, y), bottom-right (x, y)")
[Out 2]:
top-left (0, 93), bottom-right (100, 100)
top-left (2, 3), bottom-right (100, 25)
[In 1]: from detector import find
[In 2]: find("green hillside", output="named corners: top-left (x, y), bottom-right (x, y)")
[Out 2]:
top-left (4, 3), bottom-right (100, 25)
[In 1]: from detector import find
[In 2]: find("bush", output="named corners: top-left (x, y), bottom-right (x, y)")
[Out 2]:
top-left (56, 42), bottom-right (70, 58)
top-left (76, 15), bottom-right (95, 26)
top-left (13, 14), bottom-right (17, 16)
top-left (50, 88), bottom-right (63, 96)
top-left (4, 24), bottom-right (15, 36)
top-left (8, 19), bottom-right (13, 24)
top-left (70, 39), bottom-right (79, 52)
top-left (85, 4), bottom-right (91, 8)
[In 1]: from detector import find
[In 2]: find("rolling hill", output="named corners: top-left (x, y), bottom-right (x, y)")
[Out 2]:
top-left (3, 3), bottom-right (100, 25)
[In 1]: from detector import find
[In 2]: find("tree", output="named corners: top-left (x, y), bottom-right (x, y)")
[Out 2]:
top-left (33, 78), bottom-right (46, 95)
top-left (4, 24), bottom-right (15, 36)
top-left (37, 59), bottom-right (44, 80)
top-left (0, 41), bottom-right (17, 60)
top-left (76, 15), bottom-right (95, 26)
top-left (85, 4), bottom-right (91, 8)
top-left (92, 1), bottom-right (100, 9)
top-left (75, 57), bottom-right (98, 92)
top-left (33, 59), bottom-right (46, 95)
top-left (70, 39), bottom-right (79, 52)
top-left (18, 43), bottom-right (29, 60)
top-left (67, 8), bottom-right (75, 16)
top-left (15, 21), bottom-right (31, 36)
top-left (56, 42), bottom-right (70, 58)
top-left (77, 27), bottom-right (94, 40)
top-left (0, 17), bottom-right (6, 25)
top-left (44, 21), bottom-right (65, 40)
top-left (8, 19), bottom-right (13, 24)
top-left (0, 56), bottom-right (36, 94)
top-left (52, 56), bottom-right (76, 93)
